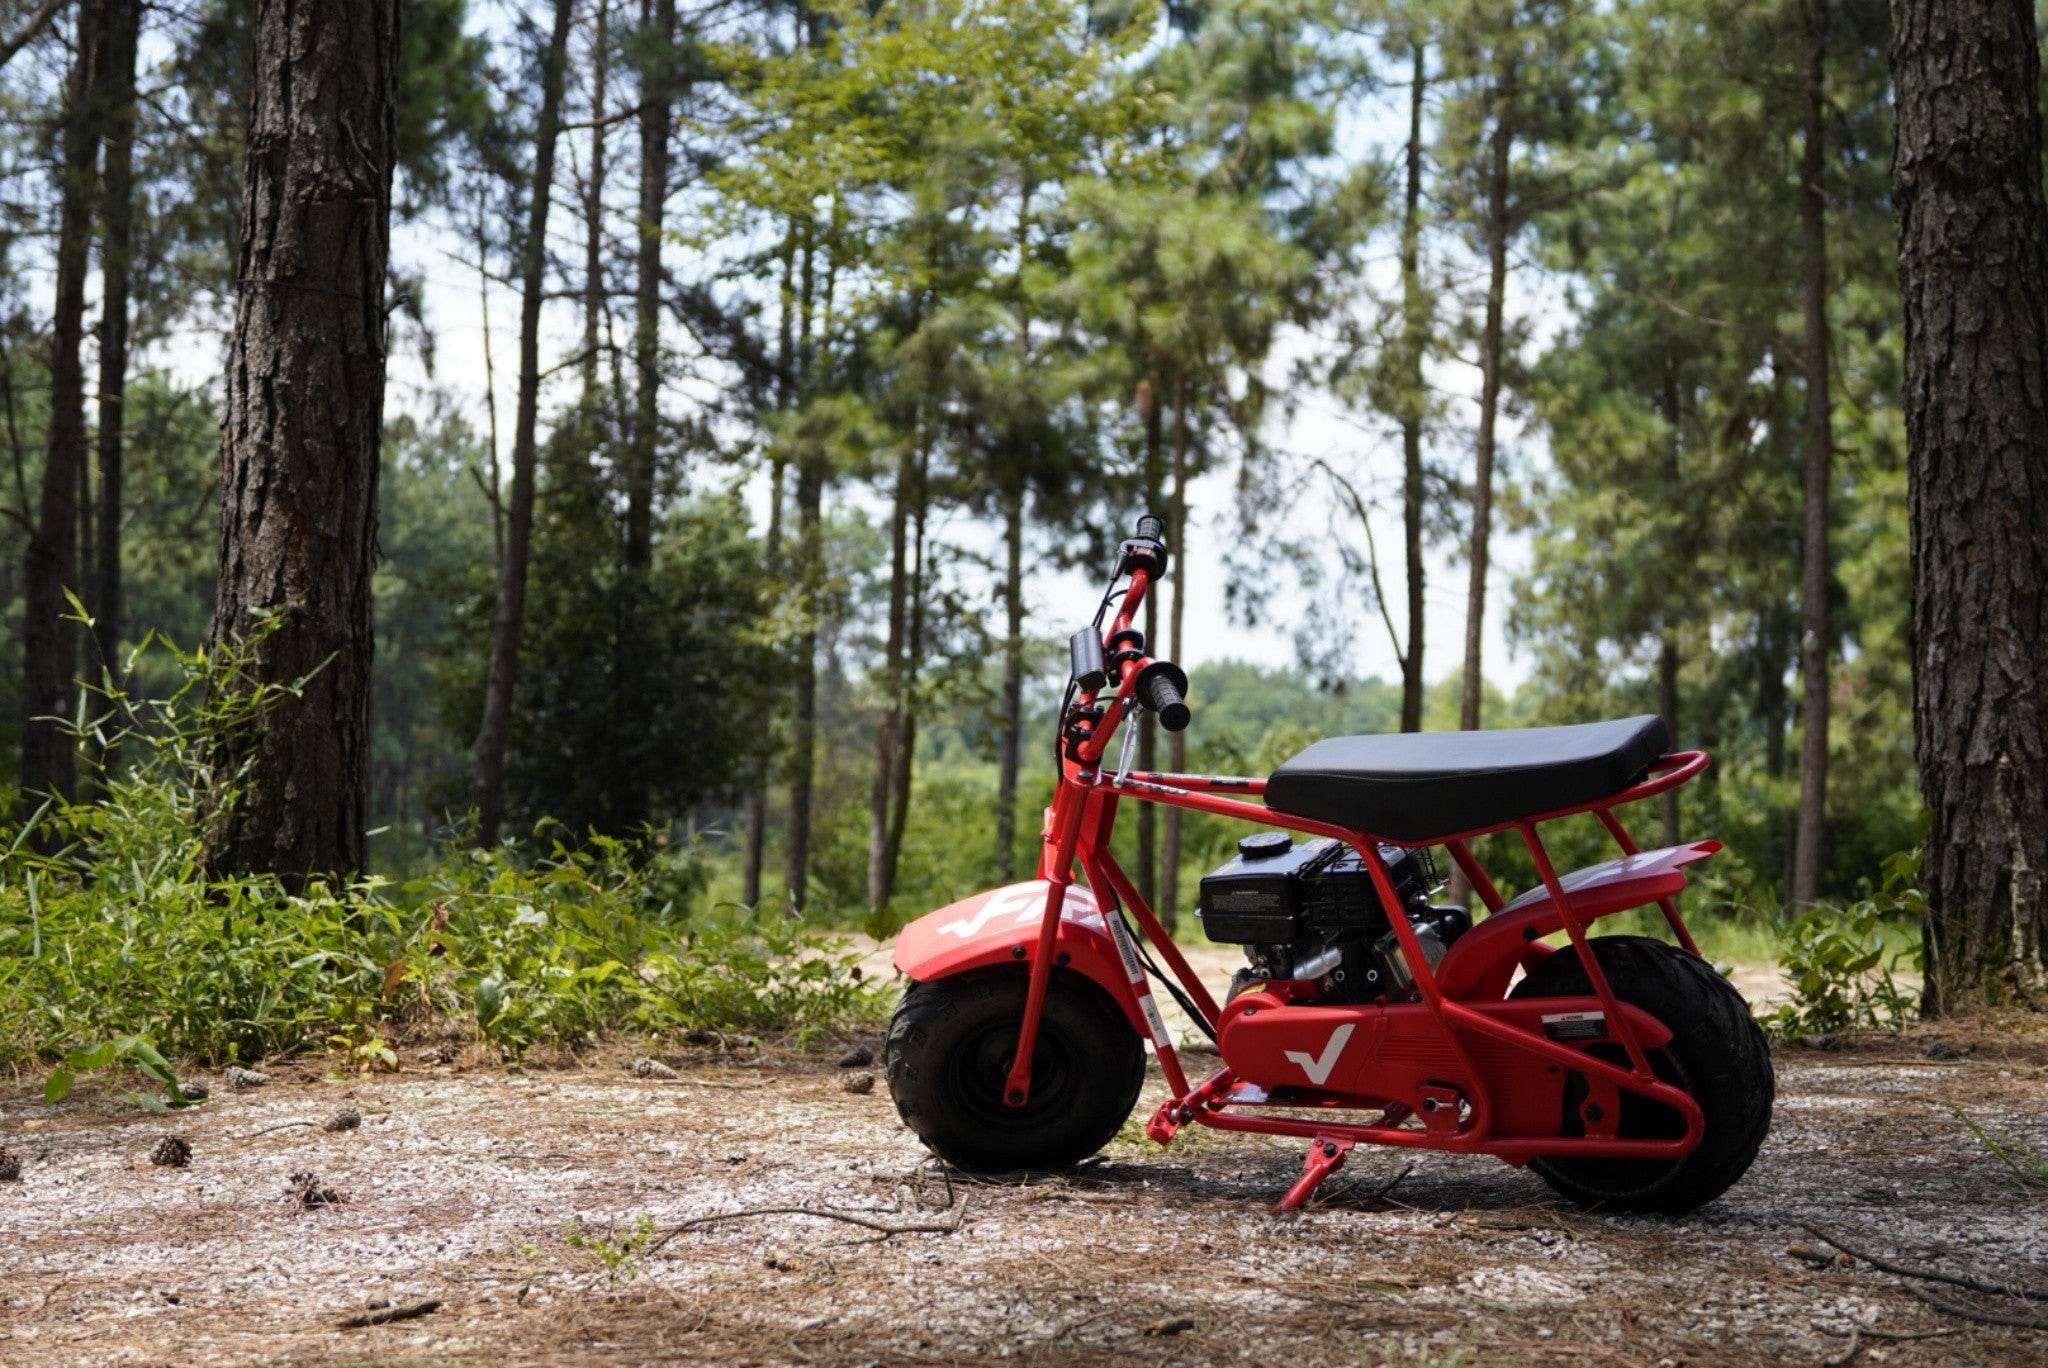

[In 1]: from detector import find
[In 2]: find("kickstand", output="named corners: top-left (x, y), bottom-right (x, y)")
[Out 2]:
top-left (1274, 1134), bottom-right (1355, 1212)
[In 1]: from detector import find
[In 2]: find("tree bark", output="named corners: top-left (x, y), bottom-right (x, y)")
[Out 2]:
top-left (868, 436), bottom-right (914, 911)
top-left (785, 455), bottom-right (821, 911)
top-left (204, 0), bottom-right (399, 884)
top-left (742, 231), bottom-right (796, 908)
top-left (468, 0), bottom-right (575, 846)
top-left (783, 221), bottom-right (821, 912)
top-left (93, 0), bottom-right (140, 692)
top-left (1136, 369), bottom-right (1163, 912)
top-left (1459, 71), bottom-right (1513, 737)
top-left (20, 0), bottom-right (105, 810)
top-left (628, 0), bottom-right (674, 568)
top-left (993, 475), bottom-right (1025, 879)
top-left (580, 0), bottom-right (609, 406)
top-left (1892, 0), bottom-right (2048, 1009)
top-left (1160, 367), bottom-right (1189, 930)
top-left (1399, 39), bottom-right (1428, 734)
top-left (1789, 0), bottom-right (1835, 910)
top-left (882, 468), bottom-right (929, 900)
top-left (1658, 633), bottom-right (1681, 846)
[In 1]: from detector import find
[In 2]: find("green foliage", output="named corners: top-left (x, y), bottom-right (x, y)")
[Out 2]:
top-left (1762, 847), bottom-right (1924, 1038)
top-left (565, 1214), bottom-right (658, 1288)
top-left (1946, 1103), bottom-right (2048, 1190)
top-left (42, 1035), bottom-right (191, 1110)
top-left (0, 638), bottom-right (885, 1079)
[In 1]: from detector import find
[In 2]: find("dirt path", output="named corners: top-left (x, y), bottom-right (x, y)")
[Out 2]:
top-left (2, 1022), bottom-right (2043, 1367)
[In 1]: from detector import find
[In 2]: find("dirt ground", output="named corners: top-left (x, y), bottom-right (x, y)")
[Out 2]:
top-left (2, 976), bottom-right (2043, 1367)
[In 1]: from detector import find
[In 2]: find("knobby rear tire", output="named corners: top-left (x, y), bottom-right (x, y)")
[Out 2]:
top-left (884, 966), bottom-right (1146, 1173)
top-left (1508, 934), bottom-right (1774, 1214)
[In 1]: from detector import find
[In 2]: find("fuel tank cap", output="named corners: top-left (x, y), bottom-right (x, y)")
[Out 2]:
top-left (1236, 831), bottom-right (1293, 860)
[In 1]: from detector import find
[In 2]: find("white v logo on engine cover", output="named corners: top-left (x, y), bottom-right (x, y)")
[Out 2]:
top-left (1284, 1024), bottom-right (1355, 1087)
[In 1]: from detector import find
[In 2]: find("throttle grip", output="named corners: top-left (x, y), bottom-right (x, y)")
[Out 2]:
top-left (1135, 660), bottom-right (1191, 732)
top-left (1135, 513), bottom-right (1165, 542)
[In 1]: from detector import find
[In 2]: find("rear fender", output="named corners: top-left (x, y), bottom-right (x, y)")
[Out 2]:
top-left (1435, 842), bottom-right (1723, 1001)
top-left (893, 881), bottom-right (1142, 1033)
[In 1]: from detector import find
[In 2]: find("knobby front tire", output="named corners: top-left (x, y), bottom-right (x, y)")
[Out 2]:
top-left (1508, 935), bottom-right (1775, 1214)
top-left (884, 966), bottom-right (1145, 1173)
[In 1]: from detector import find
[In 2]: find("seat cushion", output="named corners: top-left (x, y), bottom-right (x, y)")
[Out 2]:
top-left (1264, 715), bottom-right (1671, 843)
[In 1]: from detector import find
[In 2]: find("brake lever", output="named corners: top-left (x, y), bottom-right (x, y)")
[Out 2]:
top-left (1114, 709), bottom-right (1140, 787)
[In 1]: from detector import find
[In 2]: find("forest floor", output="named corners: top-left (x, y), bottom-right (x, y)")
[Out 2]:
top-left (1, 967), bottom-right (2042, 1367)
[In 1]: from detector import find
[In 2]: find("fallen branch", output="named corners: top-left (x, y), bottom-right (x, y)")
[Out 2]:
top-left (338, 1299), bottom-right (441, 1330)
top-left (239, 1121), bottom-right (318, 1139)
top-left (646, 1196), bottom-right (968, 1256)
top-left (1819, 1327), bottom-right (1860, 1367)
top-left (1906, 1286), bottom-right (2048, 1331)
top-left (1801, 1222), bottom-right (2048, 1304)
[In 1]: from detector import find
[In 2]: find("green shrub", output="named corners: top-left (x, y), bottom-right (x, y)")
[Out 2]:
top-left (0, 634), bottom-right (885, 1077)
top-left (1763, 846), bottom-right (1923, 1038)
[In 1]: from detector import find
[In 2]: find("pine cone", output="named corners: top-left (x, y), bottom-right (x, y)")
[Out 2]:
top-left (288, 1171), bottom-right (341, 1209)
top-left (223, 1065), bottom-right (271, 1090)
top-left (177, 1080), bottom-right (211, 1102)
top-left (841, 1071), bottom-right (876, 1095)
top-left (837, 1045), bottom-right (875, 1068)
top-left (632, 1057), bottom-right (678, 1079)
top-left (321, 1106), bottom-right (362, 1133)
top-left (0, 1146), bottom-right (22, 1182)
top-left (150, 1136), bottom-right (193, 1169)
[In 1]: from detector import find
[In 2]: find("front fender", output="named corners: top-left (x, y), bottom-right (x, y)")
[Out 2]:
top-left (892, 881), bottom-right (1142, 1033)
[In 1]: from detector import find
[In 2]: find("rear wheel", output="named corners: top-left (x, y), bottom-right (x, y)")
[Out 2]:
top-left (884, 966), bottom-right (1145, 1172)
top-left (1508, 935), bottom-right (1773, 1213)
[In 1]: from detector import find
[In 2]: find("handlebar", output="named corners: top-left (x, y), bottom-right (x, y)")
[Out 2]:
top-left (1136, 660), bottom-right (1191, 733)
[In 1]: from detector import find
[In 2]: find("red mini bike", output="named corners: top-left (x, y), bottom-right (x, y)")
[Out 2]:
top-left (886, 515), bottom-right (1773, 1212)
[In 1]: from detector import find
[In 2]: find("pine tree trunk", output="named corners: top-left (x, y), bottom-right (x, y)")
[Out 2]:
top-left (783, 224), bottom-right (821, 912)
top-left (741, 232), bottom-right (796, 906)
top-left (93, 0), bottom-right (139, 692)
top-left (993, 476), bottom-right (1024, 878)
top-left (741, 453), bottom-right (784, 907)
top-left (468, 0), bottom-right (575, 846)
top-left (1399, 39), bottom-right (1428, 734)
top-left (785, 456), bottom-right (821, 911)
top-left (1658, 633), bottom-right (1681, 846)
top-left (1789, 0), bottom-right (1835, 910)
top-left (1459, 77), bottom-right (1513, 737)
top-left (20, 0), bottom-right (103, 810)
top-left (204, 0), bottom-right (399, 883)
top-left (1136, 370), bottom-right (1163, 912)
top-left (628, 0), bottom-right (674, 569)
top-left (868, 438), bottom-right (913, 911)
top-left (1892, 0), bottom-right (2048, 1009)
top-left (580, 0), bottom-right (608, 404)
top-left (882, 474), bottom-right (929, 901)
top-left (1161, 368), bottom-right (1189, 931)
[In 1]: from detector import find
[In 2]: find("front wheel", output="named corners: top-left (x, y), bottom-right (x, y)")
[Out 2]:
top-left (884, 966), bottom-right (1145, 1172)
top-left (1508, 935), bottom-right (1774, 1213)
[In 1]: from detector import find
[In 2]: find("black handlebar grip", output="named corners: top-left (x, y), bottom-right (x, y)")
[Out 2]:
top-left (1136, 660), bottom-right (1191, 732)
top-left (1134, 513), bottom-right (1165, 542)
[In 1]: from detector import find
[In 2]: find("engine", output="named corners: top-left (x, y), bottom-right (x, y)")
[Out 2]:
top-left (1196, 832), bottom-right (1470, 1004)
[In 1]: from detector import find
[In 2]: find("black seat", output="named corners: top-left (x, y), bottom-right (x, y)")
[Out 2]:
top-left (1264, 715), bottom-right (1671, 842)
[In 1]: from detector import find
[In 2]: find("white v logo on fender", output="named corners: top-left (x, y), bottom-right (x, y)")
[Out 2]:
top-left (1284, 1024), bottom-right (1355, 1087)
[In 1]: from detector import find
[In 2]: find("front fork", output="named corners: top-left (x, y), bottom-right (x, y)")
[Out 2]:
top-left (1004, 779), bottom-right (1197, 1107)
top-left (1000, 780), bottom-right (1089, 1106)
